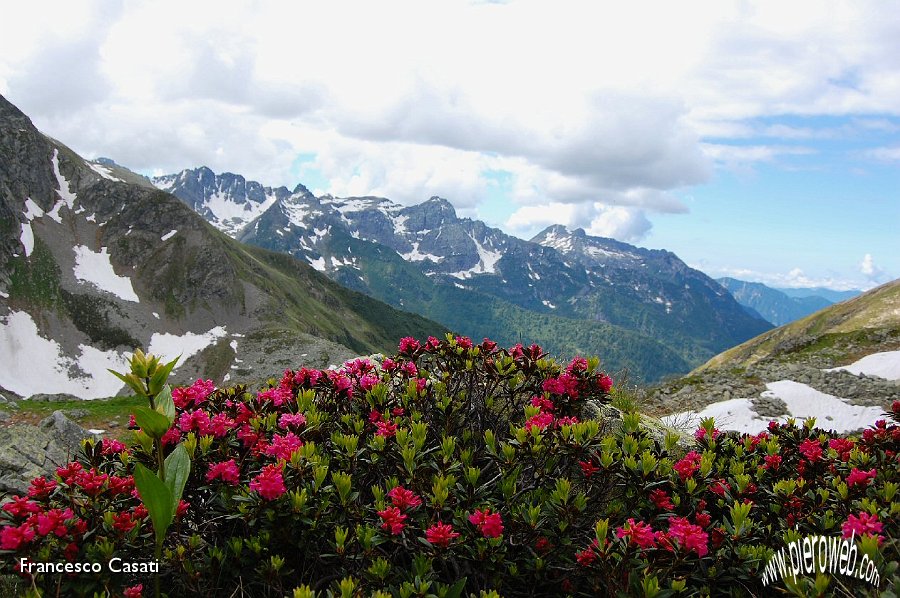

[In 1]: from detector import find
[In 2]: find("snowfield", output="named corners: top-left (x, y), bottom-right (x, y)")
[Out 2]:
top-left (663, 350), bottom-right (899, 434)
top-left (72, 245), bottom-right (140, 302)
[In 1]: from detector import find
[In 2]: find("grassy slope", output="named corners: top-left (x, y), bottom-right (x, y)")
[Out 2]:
top-left (696, 278), bottom-right (900, 372)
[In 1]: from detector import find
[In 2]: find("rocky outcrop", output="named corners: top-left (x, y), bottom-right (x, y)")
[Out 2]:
top-left (0, 411), bottom-right (91, 495)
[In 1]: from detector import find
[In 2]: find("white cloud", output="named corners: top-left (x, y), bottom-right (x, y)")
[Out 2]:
top-left (505, 202), bottom-right (651, 243)
top-left (859, 253), bottom-right (885, 281)
top-left (697, 265), bottom-right (868, 292)
top-left (864, 146), bottom-right (900, 162)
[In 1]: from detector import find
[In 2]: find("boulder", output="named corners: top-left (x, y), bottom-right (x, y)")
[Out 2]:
top-left (27, 393), bottom-right (82, 403)
top-left (0, 411), bottom-right (92, 496)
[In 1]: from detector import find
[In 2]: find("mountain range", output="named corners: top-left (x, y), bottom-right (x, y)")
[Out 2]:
top-left (152, 167), bottom-right (772, 381)
top-left (716, 277), bottom-right (843, 327)
top-left (0, 94), bottom-right (445, 400)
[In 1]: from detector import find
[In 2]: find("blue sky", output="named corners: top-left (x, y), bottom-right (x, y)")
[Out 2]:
top-left (1, 0), bottom-right (897, 290)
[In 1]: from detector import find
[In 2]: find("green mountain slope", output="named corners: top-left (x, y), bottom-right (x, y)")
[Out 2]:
top-left (0, 94), bottom-right (446, 397)
top-left (697, 278), bottom-right (900, 373)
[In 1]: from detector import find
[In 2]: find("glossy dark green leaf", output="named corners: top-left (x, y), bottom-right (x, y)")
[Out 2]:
top-left (133, 463), bottom-right (175, 546)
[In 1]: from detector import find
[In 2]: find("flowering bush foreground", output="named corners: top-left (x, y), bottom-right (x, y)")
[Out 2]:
top-left (1, 335), bottom-right (898, 597)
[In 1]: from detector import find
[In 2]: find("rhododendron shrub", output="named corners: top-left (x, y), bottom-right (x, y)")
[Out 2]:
top-left (1, 335), bottom-right (898, 597)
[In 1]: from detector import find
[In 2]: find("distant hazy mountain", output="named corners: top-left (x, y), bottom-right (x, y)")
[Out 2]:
top-left (717, 277), bottom-right (834, 326)
top-left (0, 94), bottom-right (445, 400)
top-left (776, 286), bottom-right (861, 304)
top-left (153, 168), bottom-right (772, 381)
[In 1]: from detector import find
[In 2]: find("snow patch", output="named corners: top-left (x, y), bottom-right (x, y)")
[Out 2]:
top-left (825, 350), bottom-right (900, 381)
top-left (663, 380), bottom-right (887, 435)
top-left (148, 326), bottom-right (228, 364)
top-left (20, 222), bottom-right (34, 257)
top-left (204, 190), bottom-right (278, 237)
top-left (542, 300), bottom-right (557, 309)
top-left (308, 257), bottom-right (327, 272)
top-left (400, 243), bottom-right (442, 262)
top-left (152, 312), bottom-right (160, 319)
top-left (89, 162), bottom-right (123, 182)
top-left (161, 230), bottom-right (177, 241)
top-left (0, 311), bottom-right (131, 399)
top-left (72, 245), bottom-right (140, 302)
top-left (48, 149), bottom-right (77, 222)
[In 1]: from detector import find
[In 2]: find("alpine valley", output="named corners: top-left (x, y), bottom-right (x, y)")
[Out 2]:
top-left (151, 167), bottom-right (772, 383)
top-left (0, 94), bottom-right (445, 401)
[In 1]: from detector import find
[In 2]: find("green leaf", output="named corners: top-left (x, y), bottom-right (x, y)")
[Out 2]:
top-left (445, 577), bottom-right (467, 598)
top-left (149, 355), bottom-right (180, 397)
top-left (164, 444), bottom-right (191, 506)
top-left (133, 463), bottom-right (175, 546)
top-left (134, 406), bottom-right (172, 439)
top-left (155, 385), bottom-right (176, 424)
top-left (108, 369), bottom-right (146, 397)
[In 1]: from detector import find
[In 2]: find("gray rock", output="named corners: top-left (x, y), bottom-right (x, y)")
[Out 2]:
top-left (0, 411), bottom-right (90, 495)
top-left (28, 393), bottom-right (81, 403)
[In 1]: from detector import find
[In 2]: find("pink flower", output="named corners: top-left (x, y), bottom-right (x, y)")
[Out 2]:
top-left (257, 385), bottom-right (294, 406)
top-left (278, 413), bottom-right (307, 429)
top-left (525, 412), bottom-right (555, 432)
top-left (111, 512), bottom-right (137, 534)
top-left (3, 496), bottom-right (42, 518)
top-left (542, 373), bottom-right (579, 398)
top-left (667, 517), bottom-right (709, 557)
top-left (403, 362), bottom-right (418, 377)
top-left (376, 420), bottom-right (397, 437)
top-left (469, 508), bottom-right (504, 538)
top-left (576, 546), bottom-right (597, 566)
top-left (27, 476), bottom-right (57, 499)
top-left (694, 427), bottom-right (720, 441)
top-left (616, 518), bottom-right (657, 549)
top-left (694, 512), bottom-right (712, 528)
top-left (842, 512), bottom-right (883, 540)
top-left (566, 357), bottom-right (588, 373)
top-left (708, 479), bottom-right (730, 496)
top-left (250, 464), bottom-right (286, 500)
top-left (762, 454), bottom-right (782, 470)
top-left (579, 461), bottom-right (599, 478)
top-left (455, 336), bottom-right (473, 349)
top-left (649, 489), bottom-right (674, 511)
top-left (673, 451), bottom-right (702, 481)
top-left (597, 374), bottom-right (613, 393)
top-left (530, 396), bottom-right (555, 412)
top-left (206, 459), bottom-right (241, 485)
top-left (265, 432), bottom-right (303, 460)
top-left (398, 337), bottom-right (420, 354)
top-left (387, 486), bottom-right (422, 510)
top-left (846, 468), bottom-right (876, 488)
top-left (0, 523), bottom-right (35, 550)
top-left (123, 584), bottom-right (144, 598)
top-left (377, 506), bottom-right (407, 535)
top-left (101, 439), bottom-right (128, 455)
top-left (172, 379), bottom-right (215, 409)
top-left (799, 439), bottom-right (823, 461)
top-left (425, 522), bottom-right (459, 547)
top-left (359, 374), bottom-right (379, 391)
top-left (36, 508), bottom-right (74, 537)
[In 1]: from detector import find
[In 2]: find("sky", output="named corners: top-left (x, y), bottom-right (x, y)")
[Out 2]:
top-left (1, 0), bottom-right (897, 291)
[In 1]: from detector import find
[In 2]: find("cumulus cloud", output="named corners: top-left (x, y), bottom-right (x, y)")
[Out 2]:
top-left (859, 254), bottom-right (885, 281)
top-left (505, 202), bottom-right (651, 243)
top-left (1, 0), bottom-right (899, 257)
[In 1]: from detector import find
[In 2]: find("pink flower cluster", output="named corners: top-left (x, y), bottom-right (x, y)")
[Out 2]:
top-left (469, 508), bottom-right (504, 538)
top-left (250, 464), bottom-right (286, 500)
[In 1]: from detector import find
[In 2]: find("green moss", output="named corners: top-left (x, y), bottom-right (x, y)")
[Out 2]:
top-left (7, 236), bottom-right (61, 307)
